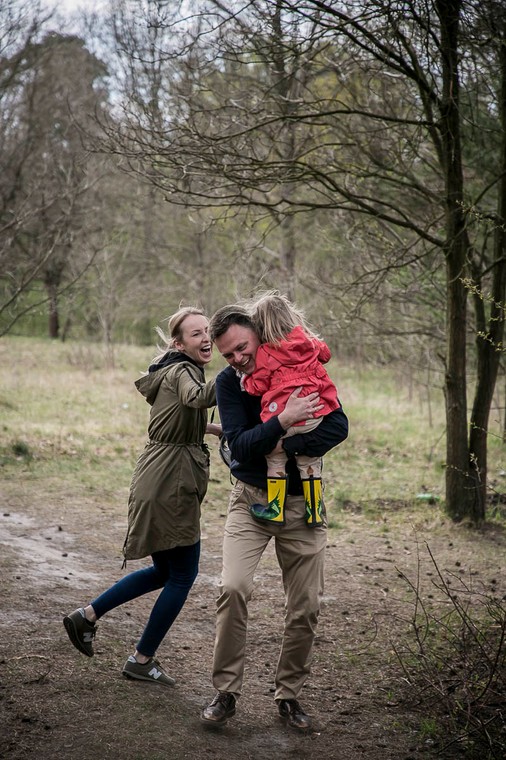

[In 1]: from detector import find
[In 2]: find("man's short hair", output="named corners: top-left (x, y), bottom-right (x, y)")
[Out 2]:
top-left (209, 304), bottom-right (254, 342)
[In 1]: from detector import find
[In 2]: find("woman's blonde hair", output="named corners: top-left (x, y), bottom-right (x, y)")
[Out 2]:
top-left (249, 290), bottom-right (318, 345)
top-left (152, 306), bottom-right (206, 362)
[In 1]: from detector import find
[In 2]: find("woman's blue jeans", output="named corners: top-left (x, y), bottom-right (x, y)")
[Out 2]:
top-left (90, 541), bottom-right (200, 657)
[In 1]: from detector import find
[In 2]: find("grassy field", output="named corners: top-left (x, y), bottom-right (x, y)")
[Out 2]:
top-left (1, 334), bottom-right (504, 520)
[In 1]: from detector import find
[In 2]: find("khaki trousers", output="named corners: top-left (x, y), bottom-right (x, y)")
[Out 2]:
top-left (211, 480), bottom-right (327, 701)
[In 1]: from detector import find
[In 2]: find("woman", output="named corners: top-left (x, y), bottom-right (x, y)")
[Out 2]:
top-left (63, 307), bottom-right (219, 686)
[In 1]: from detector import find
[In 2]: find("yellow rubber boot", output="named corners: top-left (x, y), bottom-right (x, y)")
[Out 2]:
top-left (302, 477), bottom-right (324, 527)
top-left (250, 477), bottom-right (287, 524)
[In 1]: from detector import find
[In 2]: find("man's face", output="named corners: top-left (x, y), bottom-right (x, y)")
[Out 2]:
top-left (214, 324), bottom-right (260, 375)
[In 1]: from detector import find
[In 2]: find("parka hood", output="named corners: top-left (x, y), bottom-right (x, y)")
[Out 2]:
top-left (148, 349), bottom-right (203, 373)
top-left (135, 350), bottom-right (205, 406)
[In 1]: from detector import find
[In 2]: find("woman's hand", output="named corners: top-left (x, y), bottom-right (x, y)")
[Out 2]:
top-left (206, 422), bottom-right (222, 437)
top-left (278, 387), bottom-right (323, 430)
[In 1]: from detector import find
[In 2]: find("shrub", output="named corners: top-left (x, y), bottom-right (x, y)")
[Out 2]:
top-left (392, 544), bottom-right (506, 758)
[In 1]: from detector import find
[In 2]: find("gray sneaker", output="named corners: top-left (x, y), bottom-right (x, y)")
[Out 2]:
top-left (122, 655), bottom-right (175, 687)
top-left (63, 608), bottom-right (97, 657)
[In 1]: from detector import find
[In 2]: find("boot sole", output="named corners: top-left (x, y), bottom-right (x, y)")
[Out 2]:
top-left (279, 715), bottom-right (312, 731)
top-left (200, 708), bottom-right (236, 726)
top-left (122, 670), bottom-right (175, 687)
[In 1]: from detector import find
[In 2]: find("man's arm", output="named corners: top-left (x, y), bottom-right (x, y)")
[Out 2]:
top-left (282, 406), bottom-right (349, 458)
top-left (217, 367), bottom-right (329, 462)
top-left (216, 369), bottom-right (283, 463)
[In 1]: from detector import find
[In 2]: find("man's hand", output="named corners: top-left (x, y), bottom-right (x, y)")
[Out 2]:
top-left (206, 422), bottom-right (223, 437)
top-left (278, 387), bottom-right (323, 430)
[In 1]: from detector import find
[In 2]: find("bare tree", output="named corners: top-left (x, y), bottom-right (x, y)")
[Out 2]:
top-left (0, 18), bottom-right (109, 338)
top-left (272, 0), bottom-right (506, 523)
top-left (88, 0), bottom-right (506, 520)
top-left (98, 0), bottom-right (344, 299)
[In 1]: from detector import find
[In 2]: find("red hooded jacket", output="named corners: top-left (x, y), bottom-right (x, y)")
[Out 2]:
top-left (243, 325), bottom-right (340, 424)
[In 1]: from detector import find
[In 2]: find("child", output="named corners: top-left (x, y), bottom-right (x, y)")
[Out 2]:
top-left (243, 291), bottom-right (341, 527)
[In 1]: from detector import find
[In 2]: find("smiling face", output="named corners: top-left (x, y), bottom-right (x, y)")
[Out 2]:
top-left (214, 323), bottom-right (260, 375)
top-left (174, 314), bottom-right (212, 366)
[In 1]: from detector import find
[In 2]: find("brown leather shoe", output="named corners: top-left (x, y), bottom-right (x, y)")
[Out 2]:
top-left (201, 692), bottom-right (236, 726)
top-left (277, 699), bottom-right (312, 730)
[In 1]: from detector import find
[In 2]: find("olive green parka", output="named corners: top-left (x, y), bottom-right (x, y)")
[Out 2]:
top-left (123, 352), bottom-right (216, 561)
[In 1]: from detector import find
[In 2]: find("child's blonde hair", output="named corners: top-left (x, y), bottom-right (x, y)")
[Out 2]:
top-left (250, 290), bottom-right (318, 345)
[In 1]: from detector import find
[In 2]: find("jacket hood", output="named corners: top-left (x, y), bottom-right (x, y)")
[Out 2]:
top-left (267, 325), bottom-right (316, 363)
top-left (136, 350), bottom-right (204, 405)
top-left (148, 349), bottom-right (203, 373)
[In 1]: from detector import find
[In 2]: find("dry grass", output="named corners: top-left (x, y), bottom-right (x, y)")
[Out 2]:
top-left (1, 334), bottom-right (505, 517)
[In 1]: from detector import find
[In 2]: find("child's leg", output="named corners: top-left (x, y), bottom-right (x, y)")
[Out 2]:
top-left (265, 450), bottom-right (289, 478)
top-left (296, 455), bottom-right (325, 528)
top-left (294, 455), bottom-right (322, 479)
top-left (250, 451), bottom-right (288, 524)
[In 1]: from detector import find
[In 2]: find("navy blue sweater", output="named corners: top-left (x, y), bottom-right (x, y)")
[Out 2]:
top-left (216, 365), bottom-right (349, 494)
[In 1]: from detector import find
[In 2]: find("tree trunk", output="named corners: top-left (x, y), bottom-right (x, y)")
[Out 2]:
top-left (445, 259), bottom-right (471, 521)
top-left (272, 0), bottom-right (297, 300)
top-left (44, 253), bottom-right (67, 340)
top-left (46, 280), bottom-right (60, 339)
top-left (279, 209), bottom-right (296, 300)
top-left (470, 338), bottom-right (494, 522)
top-left (469, 23), bottom-right (506, 521)
top-left (504, 372), bottom-right (506, 444)
top-left (437, 0), bottom-right (474, 520)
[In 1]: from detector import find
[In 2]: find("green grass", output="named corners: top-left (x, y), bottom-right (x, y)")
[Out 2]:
top-left (0, 337), bottom-right (149, 495)
top-left (325, 357), bottom-right (449, 511)
top-left (0, 335), bottom-right (504, 523)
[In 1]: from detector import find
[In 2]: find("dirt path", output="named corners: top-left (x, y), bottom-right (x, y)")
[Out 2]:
top-left (1, 491), bottom-right (504, 759)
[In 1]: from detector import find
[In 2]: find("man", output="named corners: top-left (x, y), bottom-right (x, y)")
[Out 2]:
top-left (201, 304), bottom-right (348, 731)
